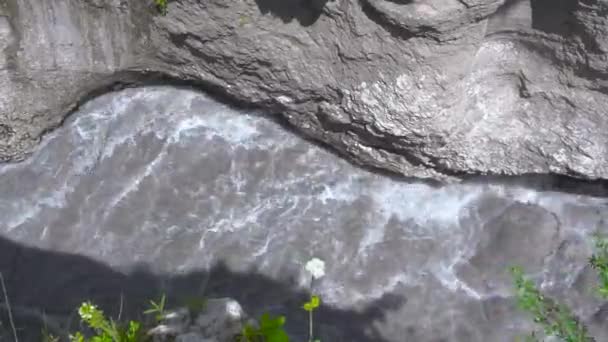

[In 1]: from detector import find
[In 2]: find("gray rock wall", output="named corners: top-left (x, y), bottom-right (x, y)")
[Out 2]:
top-left (2, 0), bottom-right (608, 181)
top-left (0, 0), bottom-right (154, 161)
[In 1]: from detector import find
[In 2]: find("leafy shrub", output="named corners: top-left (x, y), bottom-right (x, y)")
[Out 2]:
top-left (511, 234), bottom-right (608, 342)
top-left (510, 266), bottom-right (591, 342)
top-left (153, 0), bottom-right (168, 15)
top-left (238, 313), bottom-right (290, 342)
top-left (589, 236), bottom-right (608, 299)
top-left (70, 302), bottom-right (144, 342)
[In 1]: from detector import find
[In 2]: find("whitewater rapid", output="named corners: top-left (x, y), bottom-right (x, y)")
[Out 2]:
top-left (1, 87), bottom-right (607, 341)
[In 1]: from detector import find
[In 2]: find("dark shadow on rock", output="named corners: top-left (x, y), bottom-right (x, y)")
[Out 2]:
top-left (486, 0), bottom-right (532, 35)
top-left (461, 173), bottom-right (608, 198)
top-left (357, 0), bottom-right (438, 41)
top-left (383, 0), bottom-right (414, 4)
top-left (253, 0), bottom-right (331, 26)
top-left (531, 0), bottom-right (577, 36)
top-left (0, 236), bottom-right (404, 342)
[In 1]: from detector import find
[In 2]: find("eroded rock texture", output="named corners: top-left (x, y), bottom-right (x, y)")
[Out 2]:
top-left (1, 87), bottom-right (608, 341)
top-left (1, 0), bottom-right (608, 180)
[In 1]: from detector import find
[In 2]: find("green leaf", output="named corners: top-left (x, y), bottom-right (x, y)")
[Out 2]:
top-left (144, 294), bottom-right (168, 322)
top-left (310, 295), bottom-right (320, 308)
top-left (239, 313), bottom-right (289, 342)
top-left (260, 313), bottom-right (286, 330)
top-left (126, 321), bottom-right (141, 342)
top-left (90, 334), bottom-right (112, 342)
top-left (303, 295), bottom-right (321, 312)
top-left (69, 332), bottom-right (86, 342)
top-left (265, 328), bottom-right (289, 342)
top-left (240, 324), bottom-right (260, 341)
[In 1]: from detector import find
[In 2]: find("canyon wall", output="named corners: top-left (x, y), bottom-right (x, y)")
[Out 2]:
top-left (2, 0), bottom-right (608, 181)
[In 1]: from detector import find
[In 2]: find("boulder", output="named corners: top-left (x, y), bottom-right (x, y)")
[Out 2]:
top-left (149, 298), bottom-right (247, 342)
top-left (193, 298), bottom-right (248, 342)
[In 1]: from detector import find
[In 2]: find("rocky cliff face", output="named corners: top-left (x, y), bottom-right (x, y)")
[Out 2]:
top-left (1, 0), bottom-right (608, 181)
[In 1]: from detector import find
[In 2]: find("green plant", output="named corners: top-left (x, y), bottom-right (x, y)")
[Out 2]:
top-left (0, 272), bottom-right (18, 342)
top-left (153, 0), bottom-right (168, 15)
top-left (589, 234), bottom-right (608, 298)
top-left (510, 266), bottom-right (591, 342)
top-left (302, 295), bottom-right (321, 342)
top-left (70, 302), bottom-right (144, 342)
top-left (143, 294), bottom-right (167, 323)
top-left (510, 234), bottom-right (608, 341)
top-left (302, 258), bottom-right (324, 342)
top-left (238, 313), bottom-right (289, 342)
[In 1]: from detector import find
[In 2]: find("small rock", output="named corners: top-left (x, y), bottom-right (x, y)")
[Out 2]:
top-left (149, 307), bottom-right (192, 342)
top-left (149, 324), bottom-right (182, 342)
top-left (163, 307), bottom-right (192, 329)
top-left (194, 298), bottom-right (247, 342)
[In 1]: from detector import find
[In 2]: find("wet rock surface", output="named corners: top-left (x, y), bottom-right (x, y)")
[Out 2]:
top-left (1, 87), bottom-right (608, 341)
top-left (2, 0), bottom-right (608, 180)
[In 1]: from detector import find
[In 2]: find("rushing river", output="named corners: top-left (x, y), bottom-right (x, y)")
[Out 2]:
top-left (1, 87), bottom-right (607, 341)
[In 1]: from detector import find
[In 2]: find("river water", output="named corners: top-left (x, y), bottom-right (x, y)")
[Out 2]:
top-left (1, 87), bottom-right (607, 341)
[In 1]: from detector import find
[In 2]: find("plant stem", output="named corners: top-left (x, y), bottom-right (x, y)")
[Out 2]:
top-left (0, 272), bottom-right (18, 342)
top-left (309, 309), bottom-right (313, 342)
top-left (309, 274), bottom-right (314, 342)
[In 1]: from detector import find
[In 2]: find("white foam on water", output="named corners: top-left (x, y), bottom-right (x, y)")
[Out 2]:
top-left (102, 148), bottom-right (168, 221)
top-left (372, 182), bottom-right (482, 226)
top-left (318, 175), bottom-right (363, 204)
top-left (4, 202), bottom-right (40, 231)
top-left (2, 86), bottom-right (607, 318)
top-left (201, 112), bottom-right (262, 145)
top-left (433, 256), bottom-right (484, 299)
top-left (170, 116), bottom-right (209, 142)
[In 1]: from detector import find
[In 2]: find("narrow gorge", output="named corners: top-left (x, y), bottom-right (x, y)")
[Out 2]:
top-left (1, 0), bottom-right (608, 341)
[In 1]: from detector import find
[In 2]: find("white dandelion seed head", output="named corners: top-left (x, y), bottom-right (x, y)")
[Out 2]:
top-left (305, 258), bottom-right (326, 279)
